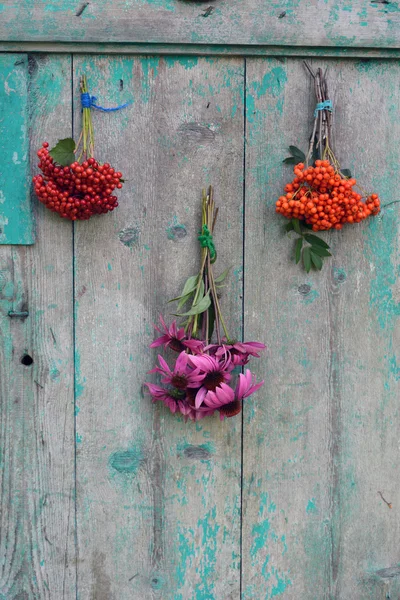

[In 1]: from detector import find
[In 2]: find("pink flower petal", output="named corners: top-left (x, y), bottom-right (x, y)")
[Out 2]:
top-left (158, 354), bottom-right (171, 375)
top-left (195, 386), bottom-right (207, 409)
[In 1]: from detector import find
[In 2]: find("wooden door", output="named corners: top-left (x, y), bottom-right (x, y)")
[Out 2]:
top-left (0, 3), bottom-right (399, 599)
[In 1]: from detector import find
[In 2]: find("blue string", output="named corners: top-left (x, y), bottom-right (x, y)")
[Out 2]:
top-left (314, 100), bottom-right (333, 117)
top-left (81, 92), bottom-right (130, 112)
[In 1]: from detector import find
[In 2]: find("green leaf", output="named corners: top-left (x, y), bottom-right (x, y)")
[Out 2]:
top-left (168, 275), bottom-right (199, 303)
top-left (197, 280), bottom-right (205, 304)
top-left (310, 245), bottom-right (332, 258)
top-left (285, 221), bottom-right (295, 233)
top-left (310, 251), bottom-right (323, 270)
top-left (214, 267), bottom-right (231, 284)
top-left (177, 291), bottom-right (211, 317)
top-left (49, 138), bottom-right (76, 166)
top-left (177, 293), bottom-right (192, 311)
top-left (312, 140), bottom-right (320, 165)
top-left (304, 234), bottom-right (330, 249)
top-left (303, 247), bottom-right (311, 273)
top-left (295, 237), bottom-right (303, 264)
top-left (289, 146), bottom-right (306, 162)
top-left (292, 218), bottom-right (302, 235)
top-left (341, 169), bottom-right (352, 178)
top-left (283, 157), bottom-right (296, 164)
top-left (182, 275), bottom-right (199, 295)
top-left (207, 302), bottom-right (216, 342)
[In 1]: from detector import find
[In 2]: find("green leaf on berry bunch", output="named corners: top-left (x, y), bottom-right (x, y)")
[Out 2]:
top-left (49, 138), bottom-right (76, 167)
top-left (285, 218), bottom-right (332, 272)
top-left (283, 146), bottom-right (306, 165)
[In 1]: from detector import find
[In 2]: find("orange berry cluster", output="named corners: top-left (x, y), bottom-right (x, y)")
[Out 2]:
top-left (276, 160), bottom-right (380, 231)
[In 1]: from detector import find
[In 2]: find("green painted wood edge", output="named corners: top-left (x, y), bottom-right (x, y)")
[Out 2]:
top-left (2, 44), bottom-right (400, 59)
top-left (0, 54), bottom-right (35, 245)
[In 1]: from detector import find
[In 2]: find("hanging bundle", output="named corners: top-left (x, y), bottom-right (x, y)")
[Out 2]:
top-left (276, 62), bottom-right (381, 271)
top-left (33, 75), bottom-right (130, 221)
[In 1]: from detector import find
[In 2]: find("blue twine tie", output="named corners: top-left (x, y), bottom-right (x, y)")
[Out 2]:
top-left (81, 92), bottom-right (130, 112)
top-left (314, 100), bottom-right (333, 117)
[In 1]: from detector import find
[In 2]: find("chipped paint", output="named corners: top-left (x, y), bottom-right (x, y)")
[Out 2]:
top-left (0, 55), bottom-right (34, 244)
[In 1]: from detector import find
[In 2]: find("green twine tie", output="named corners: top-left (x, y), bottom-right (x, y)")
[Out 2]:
top-left (198, 225), bottom-right (217, 263)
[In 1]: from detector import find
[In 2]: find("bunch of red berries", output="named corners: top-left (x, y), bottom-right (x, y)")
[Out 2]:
top-left (276, 160), bottom-right (380, 232)
top-left (33, 142), bottom-right (123, 221)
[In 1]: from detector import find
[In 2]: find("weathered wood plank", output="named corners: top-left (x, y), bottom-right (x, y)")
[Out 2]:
top-left (73, 55), bottom-right (244, 599)
top-left (5, 44), bottom-right (400, 60)
top-left (0, 55), bottom-right (75, 598)
top-left (5, 43), bottom-right (400, 59)
top-left (0, 54), bottom-right (34, 244)
top-left (243, 57), bottom-right (400, 599)
top-left (0, 0), bottom-right (399, 49)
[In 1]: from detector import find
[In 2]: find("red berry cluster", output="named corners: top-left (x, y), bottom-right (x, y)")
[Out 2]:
top-left (276, 160), bottom-right (380, 231)
top-left (33, 143), bottom-right (123, 221)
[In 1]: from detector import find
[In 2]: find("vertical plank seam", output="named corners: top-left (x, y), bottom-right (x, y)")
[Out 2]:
top-left (71, 52), bottom-right (79, 600)
top-left (239, 56), bottom-right (247, 600)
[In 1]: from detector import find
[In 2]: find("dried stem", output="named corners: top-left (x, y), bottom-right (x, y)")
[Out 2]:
top-left (186, 186), bottom-right (229, 344)
top-left (75, 75), bottom-right (95, 161)
top-left (304, 62), bottom-right (339, 170)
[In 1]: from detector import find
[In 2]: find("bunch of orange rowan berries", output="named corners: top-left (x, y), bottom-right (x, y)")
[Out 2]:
top-left (276, 159), bottom-right (380, 232)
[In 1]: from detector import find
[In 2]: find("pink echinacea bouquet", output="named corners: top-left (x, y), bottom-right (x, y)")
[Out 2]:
top-left (145, 187), bottom-right (266, 422)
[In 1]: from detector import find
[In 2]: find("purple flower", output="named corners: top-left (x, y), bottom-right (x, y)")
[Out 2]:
top-left (204, 369), bottom-right (264, 420)
top-left (150, 315), bottom-right (204, 353)
top-left (145, 382), bottom-right (215, 421)
top-left (207, 340), bottom-right (266, 366)
top-left (188, 353), bottom-right (235, 408)
top-left (144, 382), bottom-right (194, 417)
top-left (149, 351), bottom-right (205, 390)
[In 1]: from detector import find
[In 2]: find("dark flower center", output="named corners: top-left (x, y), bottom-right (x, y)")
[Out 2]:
top-left (169, 338), bottom-right (186, 353)
top-left (230, 348), bottom-right (242, 356)
top-left (185, 388), bottom-right (198, 407)
top-left (169, 388), bottom-right (186, 401)
top-left (171, 374), bottom-right (188, 390)
top-left (203, 371), bottom-right (225, 391)
top-left (219, 400), bottom-right (242, 418)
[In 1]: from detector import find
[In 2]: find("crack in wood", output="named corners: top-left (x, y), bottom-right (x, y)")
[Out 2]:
top-left (202, 6), bottom-right (215, 17)
top-left (76, 2), bottom-right (89, 16)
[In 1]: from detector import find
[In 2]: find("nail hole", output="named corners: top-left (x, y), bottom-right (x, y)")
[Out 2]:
top-left (21, 354), bottom-right (33, 366)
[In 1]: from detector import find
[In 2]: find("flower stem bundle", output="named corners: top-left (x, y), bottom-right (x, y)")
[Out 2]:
top-left (146, 187), bottom-right (266, 422)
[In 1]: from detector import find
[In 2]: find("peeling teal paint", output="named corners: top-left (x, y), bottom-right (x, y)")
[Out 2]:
top-left (247, 492), bottom-right (292, 598)
top-left (109, 446), bottom-right (144, 474)
top-left (306, 498), bottom-right (318, 514)
top-left (74, 350), bottom-right (85, 399)
top-left (301, 287), bottom-right (320, 305)
top-left (166, 216), bottom-right (187, 241)
top-left (195, 507), bottom-right (220, 599)
top-left (175, 527), bottom-right (195, 593)
top-left (0, 55), bottom-right (34, 244)
top-left (141, 57), bottom-right (160, 104)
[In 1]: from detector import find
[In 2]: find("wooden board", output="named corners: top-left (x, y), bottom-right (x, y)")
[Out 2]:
top-left (1, 50), bottom-right (400, 600)
top-left (243, 57), bottom-right (400, 599)
top-left (0, 55), bottom-right (75, 598)
top-left (0, 0), bottom-right (399, 49)
top-left (0, 54), bottom-right (34, 244)
top-left (72, 55), bottom-right (245, 599)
